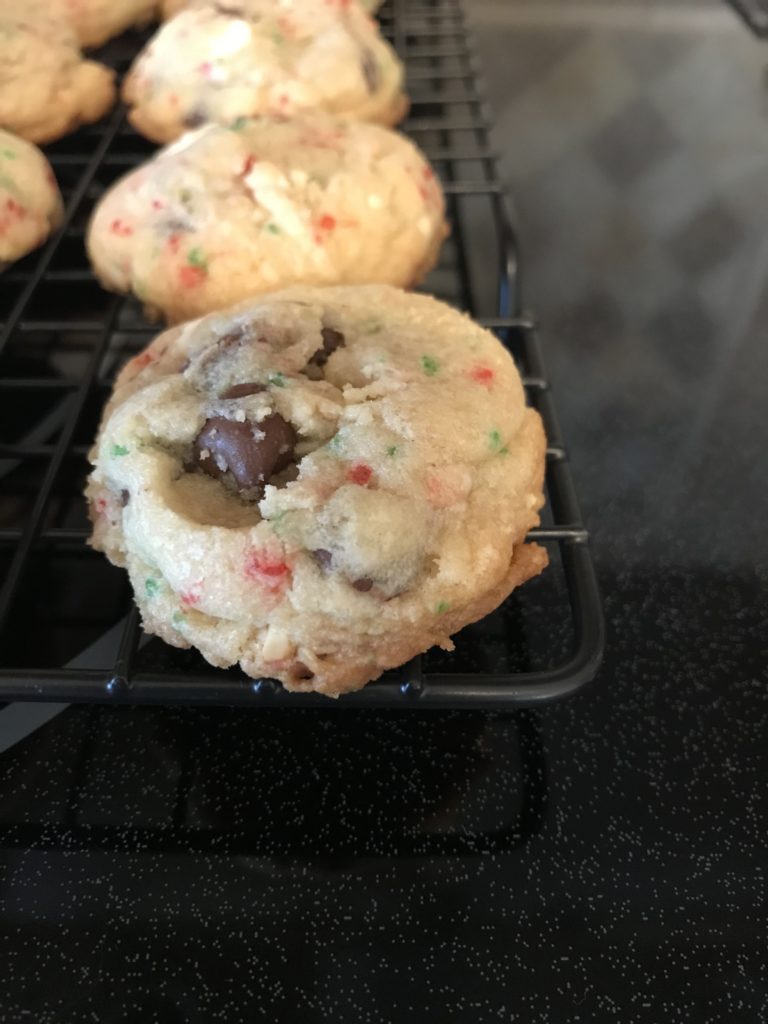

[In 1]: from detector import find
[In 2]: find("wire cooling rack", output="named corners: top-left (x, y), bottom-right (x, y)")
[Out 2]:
top-left (0, 0), bottom-right (604, 709)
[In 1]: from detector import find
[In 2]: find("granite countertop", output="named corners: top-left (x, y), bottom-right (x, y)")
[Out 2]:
top-left (0, 2), bottom-right (766, 1021)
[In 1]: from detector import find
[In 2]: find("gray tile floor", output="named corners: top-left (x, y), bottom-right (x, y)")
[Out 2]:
top-left (469, 0), bottom-right (768, 356)
top-left (467, 0), bottom-right (768, 565)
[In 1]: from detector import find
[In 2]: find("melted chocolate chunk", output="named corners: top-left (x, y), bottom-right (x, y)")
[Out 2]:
top-left (220, 382), bottom-right (266, 400)
top-left (183, 107), bottom-right (207, 129)
top-left (352, 577), bottom-right (373, 592)
top-left (312, 549), bottom-right (333, 570)
top-left (361, 49), bottom-right (379, 93)
top-left (120, 489), bottom-right (130, 507)
top-left (194, 413), bottom-right (296, 496)
top-left (309, 327), bottom-right (345, 369)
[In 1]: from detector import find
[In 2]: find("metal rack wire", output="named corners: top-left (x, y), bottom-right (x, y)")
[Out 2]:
top-left (0, 0), bottom-right (604, 709)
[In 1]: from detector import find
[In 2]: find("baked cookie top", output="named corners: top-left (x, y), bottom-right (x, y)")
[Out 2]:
top-left (87, 113), bottom-right (447, 322)
top-left (88, 285), bottom-right (547, 696)
top-left (0, 3), bottom-right (116, 143)
top-left (162, 0), bottom-right (384, 16)
top-left (123, 0), bottom-right (406, 143)
top-left (0, 129), bottom-right (63, 265)
top-left (50, 0), bottom-right (158, 49)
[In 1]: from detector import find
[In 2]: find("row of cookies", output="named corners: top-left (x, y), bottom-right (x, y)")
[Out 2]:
top-left (0, 0), bottom-right (392, 145)
top-left (84, 2), bottom-right (549, 695)
top-left (82, 0), bottom-right (444, 321)
top-left (0, 0), bottom-right (404, 268)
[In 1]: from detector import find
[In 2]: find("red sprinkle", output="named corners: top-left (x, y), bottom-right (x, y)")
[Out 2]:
top-left (244, 549), bottom-right (291, 589)
top-left (198, 61), bottom-right (213, 77)
top-left (179, 265), bottom-right (207, 288)
top-left (346, 463), bottom-right (373, 487)
top-left (95, 498), bottom-right (108, 514)
top-left (180, 581), bottom-right (203, 605)
top-left (313, 213), bottom-right (337, 245)
top-left (132, 351), bottom-right (154, 369)
top-left (241, 154), bottom-right (256, 176)
top-left (110, 218), bottom-right (133, 237)
top-left (4, 198), bottom-right (26, 220)
top-left (469, 364), bottom-right (495, 387)
top-left (151, 198), bottom-right (165, 211)
top-left (167, 233), bottom-right (182, 255)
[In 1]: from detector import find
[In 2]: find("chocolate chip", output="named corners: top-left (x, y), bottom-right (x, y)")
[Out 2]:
top-left (194, 413), bottom-right (296, 496)
top-left (163, 217), bottom-right (193, 238)
top-left (291, 661), bottom-right (314, 680)
top-left (120, 489), bottom-right (130, 507)
top-left (183, 107), bottom-right (207, 129)
top-left (361, 49), bottom-right (379, 93)
top-left (220, 382), bottom-right (266, 400)
top-left (309, 327), bottom-right (345, 369)
top-left (312, 549), bottom-right (333, 570)
top-left (352, 577), bottom-right (373, 592)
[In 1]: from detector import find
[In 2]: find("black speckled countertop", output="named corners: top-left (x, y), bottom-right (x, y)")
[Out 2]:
top-left (1, 2), bottom-right (767, 1021)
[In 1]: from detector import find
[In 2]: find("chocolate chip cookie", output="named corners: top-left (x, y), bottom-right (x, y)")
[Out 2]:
top-left (87, 113), bottom-right (447, 322)
top-left (87, 286), bottom-right (548, 697)
top-left (123, 0), bottom-right (407, 144)
top-left (0, 4), bottom-right (116, 144)
top-left (0, 130), bottom-right (63, 266)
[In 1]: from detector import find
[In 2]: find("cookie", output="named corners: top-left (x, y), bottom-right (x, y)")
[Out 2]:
top-left (87, 285), bottom-right (548, 697)
top-left (0, 130), bottom-right (63, 266)
top-left (0, 5), bottom-right (116, 144)
top-left (52, 0), bottom-right (158, 49)
top-left (160, 0), bottom-right (384, 20)
top-left (123, 0), bottom-right (407, 144)
top-left (87, 113), bottom-right (447, 322)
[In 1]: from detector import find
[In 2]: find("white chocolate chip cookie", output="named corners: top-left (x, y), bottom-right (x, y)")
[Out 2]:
top-left (87, 113), bottom-right (447, 322)
top-left (0, 130), bottom-right (63, 266)
top-left (87, 285), bottom-right (548, 697)
top-left (123, 0), bottom-right (407, 144)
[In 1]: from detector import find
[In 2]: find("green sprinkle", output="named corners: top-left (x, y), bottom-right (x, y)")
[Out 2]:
top-left (145, 577), bottom-right (160, 598)
top-left (2, 148), bottom-right (16, 160)
top-left (187, 246), bottom-right (207, 270)
top-left (436, 600), bottom-right (450, 614)
top-left (230, 116), bottom-right (248, 131)
top-left (421, 355), bottom-right (439, 376)
top-left (265, 222), bottom-right (281, 234)
top-left (172, 611), bottom-right (186, 627)
top-left (386, 445), bottom-right (399, 457)
top-left (179, 187), bottom-right (193, 208)
top-left (268, 371), bottom-right (286, 388)
top-left (268, 510), bottom-right (288, 535)
top-left (328, 433), bottom-right (342, 453)
top-left (272, 30), bottom-right (284, 44)
top-left (110, 444), bottom-right (129, 457)
top-left (488, 430), bottom-right (508, 454)
top-left (0, 172), bottom-right (20, 196)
